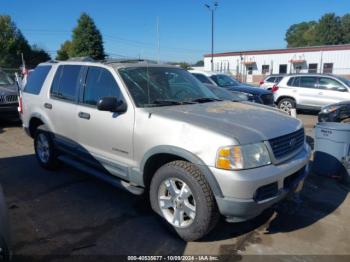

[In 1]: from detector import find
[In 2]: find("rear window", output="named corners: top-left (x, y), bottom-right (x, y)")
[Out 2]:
top-left (24, 65), bottom-right (52, 95)
top-left (192, 73), bottom-right (212, 84)
top-left (266, 77), bottom-right (275, 83)
top-left (50, 65), bottom-right (82, 102)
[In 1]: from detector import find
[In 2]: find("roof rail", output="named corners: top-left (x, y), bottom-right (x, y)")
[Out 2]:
top-left (103, 58), bottom-right (158, 64)
top-left (67, 57), bottom-right (95, 62)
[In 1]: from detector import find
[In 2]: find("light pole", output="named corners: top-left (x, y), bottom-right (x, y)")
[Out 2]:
top-left (205, 1), bottom-right (218, 71)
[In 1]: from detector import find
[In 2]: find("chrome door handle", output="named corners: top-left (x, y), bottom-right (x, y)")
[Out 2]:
top-left (78, 112), bottom-right (90, 120)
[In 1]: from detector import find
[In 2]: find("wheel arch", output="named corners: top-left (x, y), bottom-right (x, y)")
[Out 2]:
top-left (276, 95), bottom-right (296, 105)
top-left (141, 145), bottom-right (223, 197)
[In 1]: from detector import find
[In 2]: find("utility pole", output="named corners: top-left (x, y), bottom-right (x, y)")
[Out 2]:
top-left (205, 2), bottom-right (218, 71)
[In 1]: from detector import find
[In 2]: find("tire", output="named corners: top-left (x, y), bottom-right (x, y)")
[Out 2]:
top-left (150, 160), bottom-right (219, 241)
top-left (34, 127), bottom-right (59, 170)
top-left (341, 118), bottom-right (350, 123)
top-left (278, 98), bottom-right (296, 114)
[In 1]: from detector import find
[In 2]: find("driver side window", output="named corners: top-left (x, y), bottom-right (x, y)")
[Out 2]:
top-left (318, 77), bottom-right (346, 92)
top-left (83, 67), bottom-right (121, 106)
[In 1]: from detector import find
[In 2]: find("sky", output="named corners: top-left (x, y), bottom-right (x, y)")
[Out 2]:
top-left (1, 0), bottom-right (350, 63)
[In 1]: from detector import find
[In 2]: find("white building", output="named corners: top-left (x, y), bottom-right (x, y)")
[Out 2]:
top-left (203, 44), bottom-right (350, 83)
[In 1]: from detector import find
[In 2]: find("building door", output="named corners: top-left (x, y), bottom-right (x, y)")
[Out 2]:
top-left (279, 64), bottom-right (287, 74)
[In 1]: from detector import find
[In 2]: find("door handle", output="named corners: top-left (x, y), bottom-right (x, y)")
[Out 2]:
top-left (44, 103), bottom-right (52, 109)
top-left (78, 112), bottom-right (90, 120)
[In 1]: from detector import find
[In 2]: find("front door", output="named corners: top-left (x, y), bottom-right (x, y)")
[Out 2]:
top-left (76, 66), bottom-right (134, 180)
top-left (317, 77), bottom-right (350, 106)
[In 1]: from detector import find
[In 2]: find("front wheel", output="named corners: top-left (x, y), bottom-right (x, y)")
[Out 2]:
top-left (150, 161), bottom-right (219, 241)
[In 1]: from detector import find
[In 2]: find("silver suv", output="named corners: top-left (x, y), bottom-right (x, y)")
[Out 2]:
top-left (274, 74), bottom-right (350, 114)
top-left (21, 60), bottom-right (311, 241)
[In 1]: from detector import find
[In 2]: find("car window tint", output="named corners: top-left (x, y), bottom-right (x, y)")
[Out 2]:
top-left (192, 73), bottom-right (212, 84)
top-left (319, 77), bottom-right (345, 91)
top-left (275, 77), bottom-right (283, 83)
top-left (287, 77), bottom-right (294, 86)
top-left (299, 77), bottom-right (317, 88)
top-left (266, 77), bottom-right (275, 83)
top-left (83, 67), bottom-right (121, 106)
top-left (24, 66), bottom-right (52, 94)
top-left (51, 65), bottom-right (81, 101)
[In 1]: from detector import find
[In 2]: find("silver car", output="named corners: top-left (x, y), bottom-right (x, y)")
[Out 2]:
top-left (274, 74), bottom-right (350, 114)
top-left (21, 60), bottom-right (310, 241)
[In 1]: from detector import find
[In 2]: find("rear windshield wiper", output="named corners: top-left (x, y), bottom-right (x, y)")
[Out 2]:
top-left (190, 97), bottom-right (222, 103)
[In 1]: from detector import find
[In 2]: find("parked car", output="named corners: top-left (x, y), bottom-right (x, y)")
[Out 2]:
top-left (259, 75), bottom-right (284, 90)
top-left (21, 60), bottom-right (310, 241)
top-left (0, 185), bottom-right (11, 261)
top-left (274, 74), bottom-right (350, 114)
top-left (0, 69), bottom-right (19, 119)
top-left (190, 70), bottom-right (275, 106)
top-left (318, 101), bottom-right (350, 123)
top-left (204, 84), bottom-right (249, 102)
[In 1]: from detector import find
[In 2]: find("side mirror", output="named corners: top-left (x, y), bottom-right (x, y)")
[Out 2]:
top-left (97, 97), bottom-right (127, 113)
top-left (337, 86), bottom-right (347, 92)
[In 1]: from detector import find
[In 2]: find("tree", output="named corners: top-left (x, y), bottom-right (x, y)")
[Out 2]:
top-left (194, 60), bottom-right (204, 66)
top-left (56, 40), bottom-right (72, 60)
top-left (70, 13), bottom-right (106, 60)
top-left (0, 15), bottom-right (31, 68)
top-left (285, 21), bottom-right (318, 47)
top-left (178, 62), bottom-right (192, 70)
top-left (315, 13), bottom-right (343, 45)
top-left (341, 14), bottom-right (350, 44)
top-left (0, 15), bottom-right (50, 68)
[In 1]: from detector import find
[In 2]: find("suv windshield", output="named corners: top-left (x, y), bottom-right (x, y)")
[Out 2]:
top-left (0, 71), bottom-right (14, 86)
top-left (119, 67), bottom-right (218, 107)
top-left (210, 74), bottom-right (240, 87)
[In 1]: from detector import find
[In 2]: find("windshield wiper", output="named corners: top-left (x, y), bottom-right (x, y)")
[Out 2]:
top-left (150, 99), bottom-right (195, 106)
top-left (190, 97), bottom-right (222, 103)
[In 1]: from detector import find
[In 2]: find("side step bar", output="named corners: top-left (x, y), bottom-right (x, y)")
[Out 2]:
top-left (58, 155), bottom-right (144, 195)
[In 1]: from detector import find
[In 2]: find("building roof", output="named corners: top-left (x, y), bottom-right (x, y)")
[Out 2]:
top-left (204, 44), bottom-right (350, 58)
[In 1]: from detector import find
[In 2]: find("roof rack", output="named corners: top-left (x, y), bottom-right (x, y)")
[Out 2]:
top-left (67, 57), bottom-right (95, 62)
top-left (103, 58), bottom-right (158, 65)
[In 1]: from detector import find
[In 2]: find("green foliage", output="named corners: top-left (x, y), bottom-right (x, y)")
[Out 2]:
top-left (0, 15), bottom-right (50, 68)
top-left (69, 13), bottom-right (106, 60)
top-left (56, 41), bottom-right (72, 61)
top-left (194, 60), bottom-right (204, 66)
top-left (341, 14), bottom-right (350, 43)
top-left (315, 13), bottom-right (343, 45)
top-left (286, 12), bottom-right (350, 47)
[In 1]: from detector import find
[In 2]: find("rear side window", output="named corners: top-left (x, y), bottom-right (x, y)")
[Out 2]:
top-left (299, 76), bottom-right (317, 88)
top-left (275, 77), bottom-right (283, 83)
top-left (50, 65), bottom-right (82, 102)
top-left (266, 77), bottom-right (275, 83)
top-left (192, 73), bottom-right (212, 84)
top-left (24, 65), bottom-right (52, 94)
top-left (287, 77), bottom-right (300, 87)
top-left (82, 67), bottom-right (121, 106)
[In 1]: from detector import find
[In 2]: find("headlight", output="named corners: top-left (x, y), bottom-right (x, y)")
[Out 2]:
top-left (321, 106), bottom-right (340, 114)
top-left (216, 143), bottom-right (271, 170)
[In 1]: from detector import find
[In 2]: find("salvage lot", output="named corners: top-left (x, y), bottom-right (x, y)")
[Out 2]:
top-left (0, 113), bottom-right (349, 259)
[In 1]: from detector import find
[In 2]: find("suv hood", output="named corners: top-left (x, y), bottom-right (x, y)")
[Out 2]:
top-left (0, 85), bottom-right (18, 95)
top-left (147, 101), bottom-right (302, 144)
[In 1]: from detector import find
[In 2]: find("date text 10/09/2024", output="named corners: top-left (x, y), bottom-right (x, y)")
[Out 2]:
top-left (127, 256), bottom-right (219, 261)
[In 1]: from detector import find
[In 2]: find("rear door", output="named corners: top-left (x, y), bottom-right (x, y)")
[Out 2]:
top-left (296, 76), bottom-right (320, 108)
top-left (317, 77), bottom-right (350, 106)
top-left (49, 65), bottom-right (83, 150)
top-left (76, 66), bottom-right (134, 179)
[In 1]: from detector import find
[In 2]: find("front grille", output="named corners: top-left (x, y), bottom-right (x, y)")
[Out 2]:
top-left (260, 93), bottom-right (274, 105)
top-left (0, 95), bottom-right (18, 104)
top-left (269, 128), bottom-right (305, 159)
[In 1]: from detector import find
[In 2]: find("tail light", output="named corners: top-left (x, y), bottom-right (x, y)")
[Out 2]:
top-left (18, 95), bottom-right (23, 114)
top-left (271, 85), bottom-right (279, 92)
top-left (259, 81), bottom-right (264, 86)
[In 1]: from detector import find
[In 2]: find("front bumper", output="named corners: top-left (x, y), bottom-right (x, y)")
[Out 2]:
top-left (211, 143), bottom-right (311, 222)
top-left (0, 103), bottom-right (18, 118)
